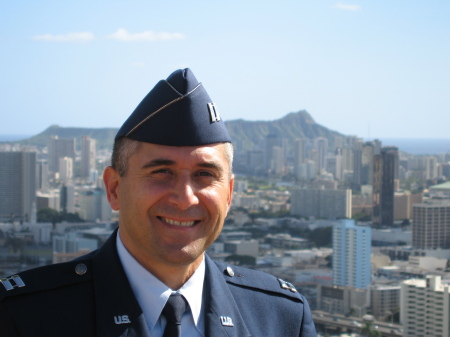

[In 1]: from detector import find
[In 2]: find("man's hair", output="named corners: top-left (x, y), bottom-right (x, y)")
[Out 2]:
top-left (111, 137), bottom-right (234, 177)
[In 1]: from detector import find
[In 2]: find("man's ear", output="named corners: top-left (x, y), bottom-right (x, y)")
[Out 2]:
top-left (103, 166), bottom-right (121, 211)
top-left (227, 174), bottom-right (235, 210)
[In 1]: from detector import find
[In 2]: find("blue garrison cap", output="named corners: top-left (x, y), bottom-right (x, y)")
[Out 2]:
top-left (115, 68), bottom-right (232, 146)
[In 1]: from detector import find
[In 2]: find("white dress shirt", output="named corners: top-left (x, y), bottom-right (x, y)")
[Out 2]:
top-left (116, 232), bottom-right (205, 337)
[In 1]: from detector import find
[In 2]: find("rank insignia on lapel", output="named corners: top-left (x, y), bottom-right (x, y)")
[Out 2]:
top-left (0, 275), bottom-right (25, 291)
top-left (277, 278), bottom-right (297, 293)
top-left (114, 315), bottom-right (131, 324)
top-left (220, 316), bottom-right (234, 326)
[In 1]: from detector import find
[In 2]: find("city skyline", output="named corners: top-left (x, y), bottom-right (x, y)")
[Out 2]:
top-left (2, 1), bottom-right (450, 139)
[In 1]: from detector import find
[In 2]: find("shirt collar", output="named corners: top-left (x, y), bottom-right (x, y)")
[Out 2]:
top-left (116, 231), bottom-right (205, 334)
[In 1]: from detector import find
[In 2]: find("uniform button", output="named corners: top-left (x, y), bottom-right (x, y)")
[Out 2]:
top-left (75, 263), bottom-right (87, 275)
top-left (226, 266), bottom-right (235, 277)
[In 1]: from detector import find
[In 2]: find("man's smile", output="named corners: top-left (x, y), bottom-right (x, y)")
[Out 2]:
top-left (158, 216), bottom-right (199, 227)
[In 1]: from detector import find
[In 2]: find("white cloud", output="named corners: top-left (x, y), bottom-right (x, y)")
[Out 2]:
top-left (332, 3), bottom-right (361, 11)
top-left (33, 32), bottom-right (95, 42)
top-left (106, 28), bottom-right (185, 42)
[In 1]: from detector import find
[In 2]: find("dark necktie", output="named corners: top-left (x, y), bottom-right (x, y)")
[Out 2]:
top-left (162, 294), bottom-right (187, 337)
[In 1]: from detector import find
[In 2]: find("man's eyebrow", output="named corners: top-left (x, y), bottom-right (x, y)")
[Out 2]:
top-left (141, 159), bottom-right (175, 169)
top-left (141, 159), bottom-right (224, 172)
top-left (198, 161), bottom-right (224, 173)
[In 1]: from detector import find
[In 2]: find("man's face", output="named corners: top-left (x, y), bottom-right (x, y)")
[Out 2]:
top-left (104, 142), bottom-right (234, 272)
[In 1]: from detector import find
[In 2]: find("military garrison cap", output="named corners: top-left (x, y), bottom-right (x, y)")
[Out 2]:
top-left (115, 68), bottom-right (232, 146)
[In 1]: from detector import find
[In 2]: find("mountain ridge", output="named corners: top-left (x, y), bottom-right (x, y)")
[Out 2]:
top-left (5, 110), bottom-right (346, 151)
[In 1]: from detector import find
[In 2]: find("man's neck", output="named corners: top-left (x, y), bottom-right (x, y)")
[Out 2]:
top-left (138, 255), bottom-right (204, 290)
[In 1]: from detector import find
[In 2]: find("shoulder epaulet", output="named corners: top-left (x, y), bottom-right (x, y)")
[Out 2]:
top-left (214, 261), bottom-right (304, 302)
top-left (0, 257), bottom-right (93, 301)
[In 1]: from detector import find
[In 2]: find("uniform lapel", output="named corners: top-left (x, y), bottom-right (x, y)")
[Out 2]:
top-left (92, 230), bottom-right (150, 337)
top-left (204, 256), bottom-right (251, 337)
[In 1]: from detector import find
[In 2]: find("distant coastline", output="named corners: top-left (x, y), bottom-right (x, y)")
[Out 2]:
top-left (1, 134), bottom-right (450, 155)
top-left (0, 135), bottom-right (32, 142)
top-left (377, 138), bottom-right (450, 155)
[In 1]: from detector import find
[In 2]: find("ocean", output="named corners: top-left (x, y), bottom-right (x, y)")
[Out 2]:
top-left (0, 135), bottom-right (32, 142)
top-left (377, 138), bottom-right (450, 155)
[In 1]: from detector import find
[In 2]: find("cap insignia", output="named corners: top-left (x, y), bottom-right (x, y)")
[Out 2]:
top-left (207, 103), bottom-right (221, 123)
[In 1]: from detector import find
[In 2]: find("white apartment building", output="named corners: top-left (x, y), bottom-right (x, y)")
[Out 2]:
top-left (290, 188), bottom-right (352, 219)
top-left (401, 275), bottom-right (450, 337)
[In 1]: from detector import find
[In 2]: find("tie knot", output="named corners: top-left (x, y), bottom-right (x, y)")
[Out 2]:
top-left (162, 294), bottom-right (187, 324)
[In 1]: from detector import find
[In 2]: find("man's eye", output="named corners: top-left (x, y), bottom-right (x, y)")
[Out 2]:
top-left (197, 171), bottom-right (214, 177)
top-left (152, 168), bottom-right (171, 174)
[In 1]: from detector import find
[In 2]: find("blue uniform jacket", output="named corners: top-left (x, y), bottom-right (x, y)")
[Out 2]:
top-left (0, 230), bottom-right (316, 336)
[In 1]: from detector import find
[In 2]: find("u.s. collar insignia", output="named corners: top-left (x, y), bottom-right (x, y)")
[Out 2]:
top-left (0, 275), bottom-right (25, 291)
top-left (114, 315), bottom-right (131, 325)
top-left (277, 278), bottom-right (297, 293)
top-left (220, 316), bottom-right (234, 326)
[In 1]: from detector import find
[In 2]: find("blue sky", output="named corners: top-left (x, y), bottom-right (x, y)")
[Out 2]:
top-left (1, 1), bottom-right (449, 139)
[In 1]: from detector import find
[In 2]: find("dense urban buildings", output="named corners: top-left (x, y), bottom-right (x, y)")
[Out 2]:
top-left (2, 114), bottom-right (450, 335)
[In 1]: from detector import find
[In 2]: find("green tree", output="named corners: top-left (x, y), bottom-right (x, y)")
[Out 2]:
top-left (224, 255), bottom-right (256, 266)
top-left (307, 226), bottom-right (332, 247)
top-left (361, 322), bottom-right (381, 337)
top-left (37, 208), bottom-right (85, 227)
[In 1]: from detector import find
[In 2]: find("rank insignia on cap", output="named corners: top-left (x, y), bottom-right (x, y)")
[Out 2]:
top-left (1, 275), bottom-right (25, 291)
top-left (115, 68), bottom-right (232, 146)
top-left (277, 278), bottom-right (297, 293)
top-left (207, 103), bottom-right (221, 123)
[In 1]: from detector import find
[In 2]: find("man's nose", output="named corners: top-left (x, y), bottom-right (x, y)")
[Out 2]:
top-left (168, 177), bottom-right (199, 210)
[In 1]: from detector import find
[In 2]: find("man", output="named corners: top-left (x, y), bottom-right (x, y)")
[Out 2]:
top-left (0, 69), bottom-right (316, 336)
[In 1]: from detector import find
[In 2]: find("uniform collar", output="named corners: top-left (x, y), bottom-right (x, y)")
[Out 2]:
top-left (116, 231), bottom-right (205, 335)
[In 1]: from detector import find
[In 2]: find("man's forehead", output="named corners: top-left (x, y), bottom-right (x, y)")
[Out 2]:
top-left (134, 142), bottom-right (227, 162)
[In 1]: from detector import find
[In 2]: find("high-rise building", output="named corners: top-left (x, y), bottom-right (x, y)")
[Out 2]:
top-left (264, 134), bottom-right (281, 171)
top-left (36, 160), bottom-right (49, 191)
top-left (422, 156), bottom-right (439, 180)
top-left (314, 137), bottom-right (328, 173)
top-left (352, 140), bottom-right (363, 188)
top-left (401, 275), bottom-right (450, 337)
top-left (60, 184), bottom-right (75, 213)
top-left (294, 138), bottom-right (306, 180)
top-left (59, 157), bottom-right (73, 181)
top-left (81, 136), bottom-right (97, 179)
top-left (361, 142), bottom-right (375, 185)
top-left (0, 151), bottom-right (36, 223)
top-left (271, 146), bottom-right (284, 176)
top-left (332, 219), bottom-right (371, 289)
top-left (372, 146), bottom-right (398, 226)
top-left (412, 201), bottom-right (450, 249)
top-left (48, 136), bottom-right (76, 173)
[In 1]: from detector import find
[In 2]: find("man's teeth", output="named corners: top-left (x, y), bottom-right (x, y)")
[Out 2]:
top-left (163, 218), bottom-right (195, 227)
